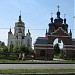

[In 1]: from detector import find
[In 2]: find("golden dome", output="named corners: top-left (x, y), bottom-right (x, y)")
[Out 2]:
top-left (15, 15), bottom-right (25, 27)
top-left (15, 22), bottom-right (25, 27)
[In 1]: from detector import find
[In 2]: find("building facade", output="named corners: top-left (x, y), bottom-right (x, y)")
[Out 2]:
top-left (8, 14), bottom-right (32, 48)
top-left (34, 6), bottom-right (75, 60)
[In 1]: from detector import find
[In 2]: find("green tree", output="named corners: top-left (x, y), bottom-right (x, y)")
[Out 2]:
top-left (9, 44), bottom-right (14, 53)
top-left (20, 45), bottom-right (30, 55)
top-left (54, 43), bottom-right (60, 54)
top-left (60, 49), bottom-right (64, 58)
top-left (14, 46), bottom-right (21, 53)
top-left (3, 47), bottom-right (8, 53)
top-left (3, 47), bottom-right (9, 57)
top-left (14, 45), bottom-right (33, 58)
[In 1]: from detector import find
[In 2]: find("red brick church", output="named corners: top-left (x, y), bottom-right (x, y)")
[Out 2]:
top-left (34, 6), bottom-right (75, 60)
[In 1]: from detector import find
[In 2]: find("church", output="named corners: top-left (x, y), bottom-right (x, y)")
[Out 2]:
top-left (34, 6), bottom-right (75, 60)
top-left (8, 14), bottom-right (32, 48)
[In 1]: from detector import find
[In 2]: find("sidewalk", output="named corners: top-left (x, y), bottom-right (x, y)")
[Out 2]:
top-left (29, 58), bottom-right (67, 63)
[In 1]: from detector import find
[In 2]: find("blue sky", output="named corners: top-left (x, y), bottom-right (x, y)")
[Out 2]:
top-left (0, 0), bottom-right (74, 46)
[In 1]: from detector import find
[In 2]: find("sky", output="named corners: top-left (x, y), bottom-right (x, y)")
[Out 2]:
top-left (0, 0), bottom-right (74, 47)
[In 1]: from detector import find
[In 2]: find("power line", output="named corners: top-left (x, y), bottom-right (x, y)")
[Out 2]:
top-left (0, 28), bottom-right (75, 30)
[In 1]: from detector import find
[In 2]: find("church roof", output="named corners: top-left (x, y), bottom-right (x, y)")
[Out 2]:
top-left (34, 37), bottom-right (48, 45)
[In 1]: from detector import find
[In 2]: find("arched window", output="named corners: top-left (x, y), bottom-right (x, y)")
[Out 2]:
top-left (40, 50), bottom-right (45, 56)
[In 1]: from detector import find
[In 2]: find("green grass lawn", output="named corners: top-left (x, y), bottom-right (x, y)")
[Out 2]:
top-left (0, 69), bottom-right (75, 74)
top-left (0, 59), bottom-right (33, 63)
top-left (0, 59), bottom-right (75, 63)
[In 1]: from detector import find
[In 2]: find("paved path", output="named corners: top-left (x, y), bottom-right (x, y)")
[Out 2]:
top-left (0, 64), bottom-right (75, 69)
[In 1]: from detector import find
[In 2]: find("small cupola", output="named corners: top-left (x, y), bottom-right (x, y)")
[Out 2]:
top-left (51, 13), bottom-right (53, 23)
top-left (15, 11), bottom-right (25, 27)
top-left (57, 5), bottom-right (60, 18)
top-left (54, 5), bottom-right (63, 24)
top-left (8, 27), bottom-right (12, 34)
top-left (64, 14), bottom-right (66, 24)
top-left (26, 29), bottom-right (31, 36)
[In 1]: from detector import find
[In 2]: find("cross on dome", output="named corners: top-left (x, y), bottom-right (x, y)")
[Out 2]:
top-left (57, 5), bottom-right (61, 18)
top-left (19, 11), bottom-right (22, 22)
top-left (57, 5), bottom-right (60, 11)
top-left (20, 11), bottom-right (21, 16)
top-left (64, 14), bottom-right (66, 18)
top-left (51, 13), bottom-right (53, 17)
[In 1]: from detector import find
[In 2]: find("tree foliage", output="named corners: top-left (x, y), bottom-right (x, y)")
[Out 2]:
top-left (60, 49), bottom-right (64, 58)
top-left (9, 44), bottom-right (14, 53)
top-left (54, 43), bottom-right (60, 54)
top-left (14, 45), bottom-right (33, 55)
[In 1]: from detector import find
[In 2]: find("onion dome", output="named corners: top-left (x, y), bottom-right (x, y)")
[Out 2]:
top-left (50, 13), bottom-right (53, 23)
top-left (63, 14), bottom-right (68, 29)
top-left (15, 13), bottom-right (25, 27)
top-left (57, 10), bottom-right (60, 18)
top-left (54, 5), bottom-right (63, 23)
top-left (8, 28), bottom-right (12, 34)
top-left (51, 17), bottom-right (53, 23)
top-left (48, 13), bottom-right (54, 26)
top-left (64, 18), bottom-right (68, 28)
top-left (57, 5), bottom-right (60, 18)
top-left (48, 17), bottom-right (54, 27)
top-left (26, 29), bottom-right (31, 36)
top-left (64, 18), bottom-right (66, 24)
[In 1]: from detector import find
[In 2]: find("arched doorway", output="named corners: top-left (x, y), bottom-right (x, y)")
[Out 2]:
top-left (53, 38), bottom-right (63, 49)
top-left (53, 38), bottom-right (64, 60)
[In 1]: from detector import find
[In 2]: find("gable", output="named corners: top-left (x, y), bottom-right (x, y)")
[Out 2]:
top-left (51, 27), bottom-right (69, 36)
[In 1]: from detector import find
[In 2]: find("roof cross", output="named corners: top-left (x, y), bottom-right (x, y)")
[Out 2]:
top-left (64, 14), bottom-right (66, 18)
top-left (57, 5), bottom-right (60, 11)
top-left (20, 11), bottom-right (21, 16)
top-left (51, 13), bottom-right (53, 17)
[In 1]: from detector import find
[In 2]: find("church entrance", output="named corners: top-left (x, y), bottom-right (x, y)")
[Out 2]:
top-left (53, 38), bottom-right (64, 60)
